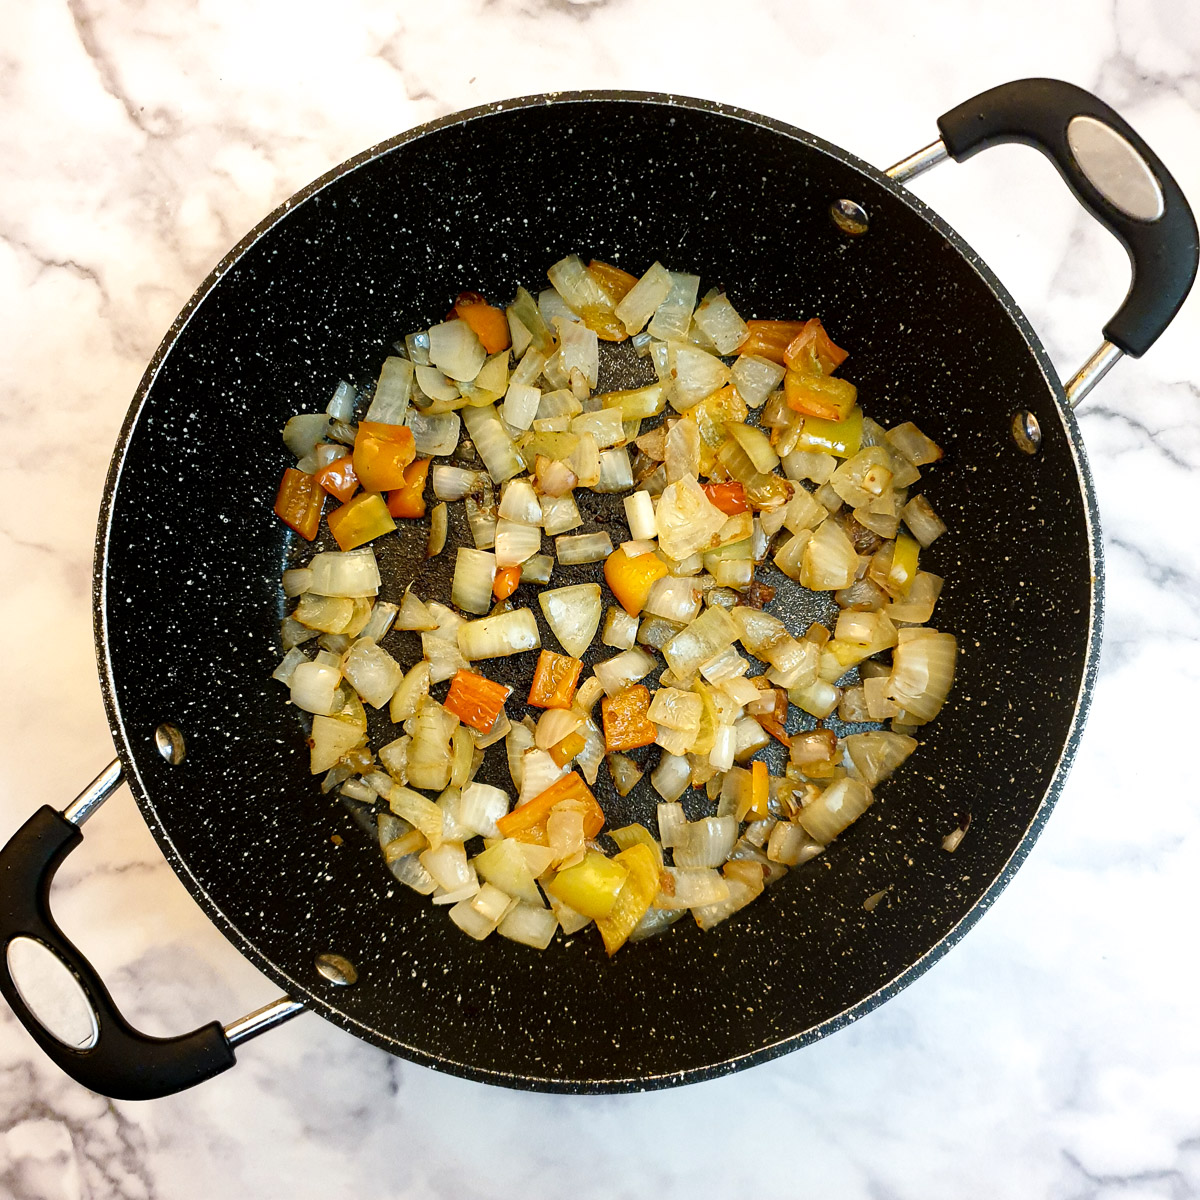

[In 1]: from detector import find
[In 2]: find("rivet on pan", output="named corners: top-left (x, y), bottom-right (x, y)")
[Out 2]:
top-left (315, 953), bottom-right (358, 987)
top-left (154, 723), bottom-right (186, 765)
top-left (830, 199), bottom-right (869, 236)
top-left (1011, 410), bottom-right (1042, 455)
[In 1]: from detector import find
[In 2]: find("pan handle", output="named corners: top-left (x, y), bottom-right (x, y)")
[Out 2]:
top-left (926, 78), bottom-right (1198, 364)
top-left (0, 762), bottom-right (301, 1100)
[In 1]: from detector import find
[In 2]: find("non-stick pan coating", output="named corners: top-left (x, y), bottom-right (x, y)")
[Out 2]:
top-left (95, 94), bottom-right (1100, 1090)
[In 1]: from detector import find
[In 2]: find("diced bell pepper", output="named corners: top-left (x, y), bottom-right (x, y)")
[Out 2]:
top-left (604, 547), bottom-right (669, 617)
top-left (444, 668), bottom-right (511, 733)
top-left (274, 467), bottom-right (324, 541)
top-left (326, 491), bottom-right (396, 550)
top-left (386, 457), bottom-right (430, 519)
top-left (353, 421), bottom-right (416, 492)
top-left (527, 650), bottom-right (583, 710)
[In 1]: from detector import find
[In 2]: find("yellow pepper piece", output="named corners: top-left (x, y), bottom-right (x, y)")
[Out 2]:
top-left (326, 491), bottom-right (397, 551)
top-left (603, 547), bottom-right (669, 616)
top-left (545, 850), bottom-right (629, 920)
top-left (595, 843), bottom-right (660, 955)
top-left (887, 532), bottom-right (920, 598)
top-left (796, 406), bottom-right (864, 459)
top-left (749, 760), bottom-right (770, 820)
top-left (608, 823), bottom-right (664, 871)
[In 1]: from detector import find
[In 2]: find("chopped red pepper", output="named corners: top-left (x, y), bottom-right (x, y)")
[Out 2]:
top-left (450, 291), bottom-right (511, 354)
top-left (492, 565), bottom-right (522, 602)
top-left (274, 468), bottom-right (324, 540)
top-left (601, 685), bottom-right (658, 752)
top-left (353, 422), bottom-right (416, 493)
top-left (444, 669), bottom-right (512, 733)
top-left (783, 318), bottom-right (848, 376)
top-left (386, 458), bottom-right (430, 519)
top-left (527, 650), bottom-right (583, 710)
top-left (313, 453), bottom-right (359, 503)
top-left (496, 771), bottom-right (605, 844)
top-left (739, 320), bottom-right (809, 364)
top-left (701, 481), bottom-right (749, 515)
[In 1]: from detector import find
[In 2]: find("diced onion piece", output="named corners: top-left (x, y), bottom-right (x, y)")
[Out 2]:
top-left (358, 600), bottom-right (398, 644)
top-left (415, 363), bottom-right (460, 403)
top-left (459, 782), bottom-right (511, 838)
top-left (503, 382), bottom-right (541, 431)
top-left (428, 319), bottom-right (486, 382)
top-left (554, 317), bottom-right (600, 389)
top-left (389, 661), bottom-right (431, 722)
top-left (570, 408), bottom-right (625, 449)
top-left (797, 777), bottom-right (875, 844)
top-left (433, 465), bottom-right (486, 501)
top-left (602, 606), bottom-right (638, 650)
top-left (886, 572), bottom-right (943, 623)
top-left (535, 707), bottom-right (585, 752)
top-left (289, 659), bottom-right (343, 715)
top-left (608, 752), bottom-right (644, 796)
top-left (540, 492), bottom-right (581, 536)
top-left (452, 548), bottom-right (496, 615)
top-left (326, 380), bottom-right (358, 421)
top-left (458, 608), bottom-right (541, 660)
top-left (673, 816), bottom-right (738, 869)
top-left (623, 491), bottom-right (657, 541)
top-left (800, 519), bottom-right (859, 589)
top-left (308, 714), bottom-right (366, 774)
top-left (555, 532), bottom-right (613, 565)
top-left (419, 841), bottom-right (474, 892)
top-left (498, 903), bottom-right (558, 949)
top-left (844, 731), bottom-right (918, 787)
top-left (727, 421), bottom-right (779, 474)
top-left (308, 549), bottom-right (381, 598)
top-left (669, 343), bottom-right (731, 412)
top-left (886, 421), bottom-right (942, 465)
top-left (520, 554), bottom-right (554, 585)
top-left (655, 476), bottom-right (727, 561)
top-left (767, 822), bottom-right (825, 867)
top-left (643, 576), bottom-right (703, 625)
top-left (731, 354), bottom-right (786, 408)
top-left (615, 261), bottom-right (673, 335)
top-left (494, 518), bottom-right (542, 567)
top-left (395, 589), bottom-right (437, 632)
top-left (283, 412), bottom-right (331, 459)
top-left (365, 357), bottom-right (415, 424)
top-left (594, 647), bottom-right (656, 697)
top-left (341, 638), bottom-right (404, 708)
top-left (272, 647), bottom-right (308, 686)
top-left (461, 405), bottom-right (525, 483)
top-left (887, 631), bottom-right (957, 723)
top-left (789, 678), bottom-right (841, 719)
top-left (427, 502), bottom-right (448, 558)
top-left (282, 568), bottom-right (312, 597)
top-left (539, 583), bottom-right (602, 658)
top-left (518, 748), bottom-right (567, 805)
top-left (407, 410), bottom-right (460, 456)
top-left (594, 448), bottom-right (634, 493)
top-left (651, 751), bottom-right (692, 801)
top-left (647, 271), bottom-right (700, 342)
top-left (692, 291), bottom-right (748, 355)
top-left (662, 606), bottom-right (739, 679)
top-left (498, 478), bottom-right (542, 525)
top-left (900, 495), bottom-right (947, 547)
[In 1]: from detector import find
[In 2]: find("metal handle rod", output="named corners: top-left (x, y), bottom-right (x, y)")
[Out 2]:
top-left (61, 759), bottom-right (123, 827)
top-left (1065, 340), bottom-right (1123, 408)
top-left (886, 138), bottom-right (949, 184)
top-left (224, 996), bottom-right (306, 1047)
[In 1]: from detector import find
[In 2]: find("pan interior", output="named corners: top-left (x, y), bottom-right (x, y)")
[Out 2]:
top-left (96, 95), bottom-right (1097, 1091)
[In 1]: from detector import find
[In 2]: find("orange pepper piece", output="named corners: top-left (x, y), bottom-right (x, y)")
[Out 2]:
top-left (497, 771), bottom-right (605, 844)
top-left (493, 565), bottom-right (522, 602)
top-left (587, 260), bottom-right (639, 303)
top-left (603, 547), bottom-right (669, 617)
top-left (701, 481), bottom-right (749, 515)
top-left (386, 457), bottom-right (430, 519)
top-left (444, 669), bottom-right (511, 733)
top-left (548, 729), bottom-right (587, 768)
top-left (749, 760), bottom-right (770, 820)
top-left (274, 468), bottom-right (324, 540)
top-left (326, 491), bottom-right (396, 551)
top-left (451, 291), bottom-right (511, 355)
top-left (739, 320), bottom-right (809, 364)
top-left (784, 371), bottom-right (858, 422)
top-left (353, 421), bottom-right (416, 493)
top-left (312, 453), bottom-right (359, 504)
top-left (783, 318), bottom-right (848, 376)
top-left (601, 685), bottom-right (658, 752)
top-left (527, 650), bottom-right (583, 710)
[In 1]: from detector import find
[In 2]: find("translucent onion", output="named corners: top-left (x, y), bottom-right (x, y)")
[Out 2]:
top-left (308, 549), bottom-right (381, 598)
top-left (673, 816), bottom-right (738, 869)
top-left (539, 583), bottom-right (602, 657)
top-left (407, 410), bottom-right (460, 456)
top-left (593, 647), bottom-right (656, 697)
top-left (665, 419), bottom-right (701, 483)
top-left (668, 343), bottom-right (731, 411)
top-left (433, 465), bottom-right (487, 501)
top-left (886, 572), bottom-right (943, 623)
top-left (428, 319), bottom-right (486, 382)
top-left (452, 548), bottom-right (496, 615)
top-left (662, 606), bottom-right (738, 679)
top-left (799, 519), bottom-right (859, 589)
top-left (498, 478), bottom-right (542, 525)
top-left (519, 748), bottom-right (567, 804)
top-left (502, 382), bottom-right (541, 432)
top-left (844, 731), bottom-right (918, 787)
top-left (282, 568), bottom-right (312, 597)
top-left (498, 903), bottom-right (558, 950)
top-left (731, 354), bottom-right (786, 408)
top-left (643, 576), bottom-right (703, 625)
top-left (289, 660), bottom-right (342, 715)
top-left (602, 606), bottom-right (638, 650)
top-left (283, 412), bottom-right (330, 459)
top-left (692, 291), bottom-right (749, 355)
top-left (647, 271), bottom-right (701, 342)
top-left (272, 647), bottom-right (307, 686)
top-left (651, 751), bottom-right (692, 801)
top-left (458, 608), bottom-right (541, 660)
top-left (341, 638), bottom-right (404, 708)
top-left (520, 554), bottom-right (554, 585)
top-left (494, 519), bottom-right (542, 568)
top-left (459, 782), bottom-right (511, 838)
top-left (461, 405), bottom-right (525, 483)
top-left (623, 491), bottom-right (657, 541)
top-left (615, 261), bottom-right (673, 335)
top-left (608, 752), bottom-right (644, 796)
top-left (886, 421), bottom-right (942, 465)
top-left (727, 422), bottom-right (780, 474)
top-left (797, 777), bottom-right (874, 844)
top-left (570, 407), bottom-right (625, 449)
top-left (887, 632), bottom-right (957, 722)
top-left (655, 476), bottom-right (727, 561)
top-left (593, 448), bottom-right (634, 493)
top-left (540, 492), bottom-right (581, 536)
top-left (427, 502), bottom-right (448, 558)
top-left (415, 363), bottom-right (460, 403)
top-left (365, 357), bottom-right (415, 424)
top-left (900, 495), bottom-right (947, 546)
top-left (555, 532), bottom-right (613, 565)
top-left (326, 380), bottom-right (358, 421)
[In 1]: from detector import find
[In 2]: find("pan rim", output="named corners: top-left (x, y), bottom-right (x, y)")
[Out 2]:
top-left (91, 89), bottom-right (1104, 1092)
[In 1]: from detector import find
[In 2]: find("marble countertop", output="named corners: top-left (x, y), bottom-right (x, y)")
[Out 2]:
top-left (3, 1), bottom-right (1199, 1196)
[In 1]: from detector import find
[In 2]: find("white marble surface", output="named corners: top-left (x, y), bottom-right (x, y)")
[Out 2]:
top-left (3, 1), bottom-right (1199, 1196)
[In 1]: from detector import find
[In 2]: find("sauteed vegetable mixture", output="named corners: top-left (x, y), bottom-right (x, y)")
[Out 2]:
top-left (272, 257), bottom-right (955, 954)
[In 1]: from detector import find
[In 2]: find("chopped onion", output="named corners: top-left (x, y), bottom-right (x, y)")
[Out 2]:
top-left (797, 777), bottom-right (874, 844)
top-left (623, 491), bottom-right (657, 542)
top-left (886, 572), bottom-right (943, 623)
top-left (415, 363), bottom-right (460, 403)
top-left (289, 660), bottom-right (342, 715)
top-left (309, 549), bottom-right (381, 598)
top-left (459, 782), bottom-right (511, 838)
top-left (535, 707), bottom-right (584, 751)
top-left (570, 408), bottom-right (625, 449)
top-left (767, 822), bottom-right (825, 867)
top-left (458, 608), bottom-right (541, 660)
top-left (644, 576), bottom-right (703, 625)
top-left (602, 606), bottom-right (638, 650)
top-left (887, 632), bottom-right (957, 723)
top-left (731, 354), bottom-right (786, 408)
top-left (593, 448), bottom-right (634, 493)
top-left (655, 476), bottom-right (727, 560)
top-left (499, 483), bottom-right (542, 530)
top-left (503, 382), bottom-right (541, 431)
top-left (365, 356), bottom-right (414, 424)
top-left (452, 548), bottom-right (496, 615)
top-left (283, 412), bottom-right (330, 459)
top-left (519, 748), bottom-right (567, 804)
top-left (647, 271), bottom-right (700, 342)
top-left (886, 421), bottom-right (942, 465)
top-left (359, 600), bottom-right (398, 643)
top-left (433, 465), bottom-right (487, 501)
top-left (419, 841), bottom-right (474, 893)
top-left (427, 502), bottom-right (448, 558)
top-left (462, 406), bottom-right (523, 484)
top-left (396, 589), bottom-right (437, 632)
top-left (608, 752), bottom-right (644, 796)
top-left (900, 494), bottom-right (947, 546)
top-left (662, 606), bottom-right (738, 679)
top-left (498, 903), bottom-right (558, 949)
top-left (674, 816), bottom-right (738, 869)
top-left (341, 638), bottom-right (404, 708)
top-left (555, 532), bottom-right (612, 565)
top-left (668, 343), bottom-right (731, 411)
top-left (656, 802), bottom-right (687, 848)
top-left (282, 568), bottom-right (312, 598)
top-left (271, 647), bottom-right (308, 686)
top-left (554, 317), bottom-right (600, 388)
top-left (540, 492), bottom-right (581, 536)
top-left (800, 519), bottom-right (859, 589)
top-left (593, 646), bottom-right (656, 697)
top-left (568, 433), bottom-right (601, 488)
top-left (651, 751), bottom-right (692, 801)
top-left (407, 410), bottom-right (460, 456)
top-left (326, 380), bottom-right (358, 422)
top-left (428, 319), bottom-right (486, 382)
top-left (464, 491), bottom-right (497, 550)
top-left (539, 583), bottom-right (602, 657)
top-left (389, 661), bottom-right (431, 722)
top-left (520, 554), bottom-right (554, 585)
top-left (692, 290), bottom-right (748, 355)
top-left (494, 519), bottom-right (542, 568)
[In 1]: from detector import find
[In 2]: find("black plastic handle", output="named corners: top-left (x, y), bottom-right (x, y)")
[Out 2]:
top-left (0, 805), bottom-right (235, 1100)
top-left (937, 78), bottom-right (1198, 357)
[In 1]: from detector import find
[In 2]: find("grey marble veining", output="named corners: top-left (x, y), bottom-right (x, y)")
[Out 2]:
top-left (2, 0), bottom-right (1199, 1197)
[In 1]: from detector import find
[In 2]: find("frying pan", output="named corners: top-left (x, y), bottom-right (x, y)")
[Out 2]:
top-left (1, 79), bottom-right (1195, 1101)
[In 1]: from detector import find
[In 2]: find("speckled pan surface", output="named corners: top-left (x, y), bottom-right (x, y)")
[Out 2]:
top-left (93, 93), bottom-right (1102, 1092)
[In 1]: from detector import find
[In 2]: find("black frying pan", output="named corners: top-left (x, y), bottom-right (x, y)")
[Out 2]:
top-left (2, 79), bottom-right (1195, 1101)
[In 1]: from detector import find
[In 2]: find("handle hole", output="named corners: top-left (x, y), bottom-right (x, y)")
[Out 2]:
top-left (6, 937), bottom-right (100, 1049)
